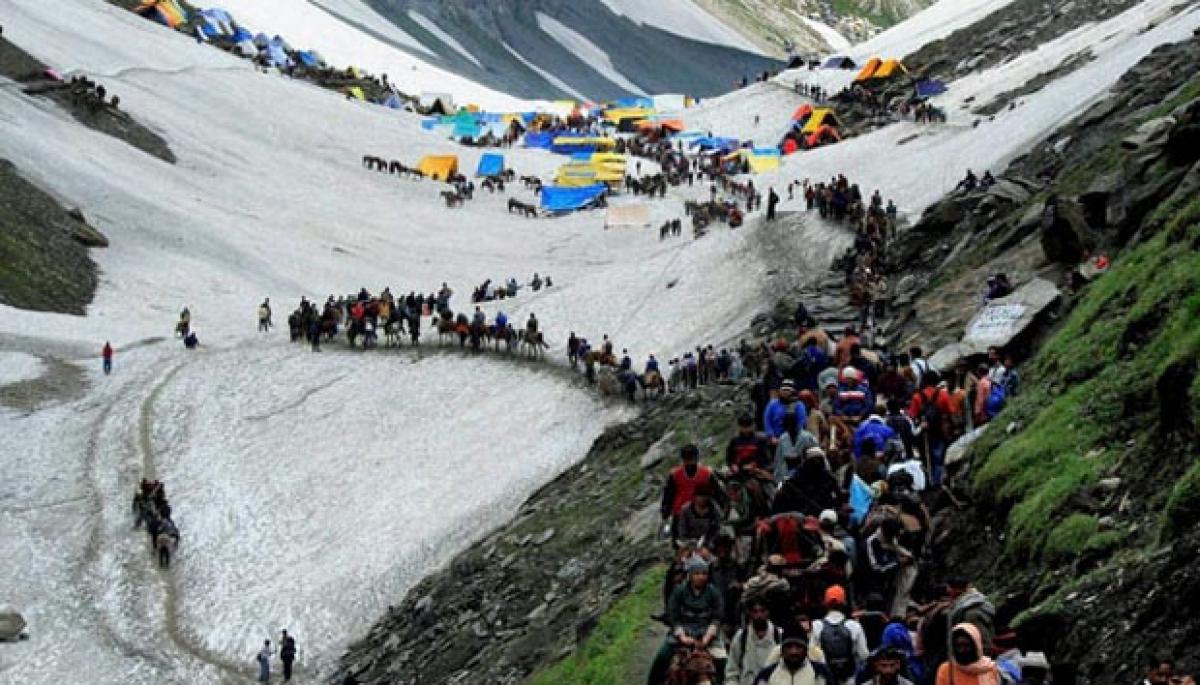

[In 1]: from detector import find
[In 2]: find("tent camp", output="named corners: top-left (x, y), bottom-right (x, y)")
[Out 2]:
top-left (916, 79), bottom-right (948, 99)
top-left (524, 132), bottom-right (554, 149)
top-left (823, 56), bottom-right (857, 69)
top-left (540, 184), bottom-right (607, 212)
top-left (689, 136), bottom-right (739, 153)
top-left (854, 57), bottom-right (882, 82)
top-left (605, 204), bottom-right (651, 228)
top-left (723, 149), bottom-right (781, 174)
top-left (800, 108), bottom-right (841, 134)
top-left (231, 26), bottom-right (254, 43)
top-left (476, 153), bottom-right (504, 177)
top-left (417, 155), bottom-right (459, 181)
top-left (551, 136), bottom-right (616, 155)
top-left (872, 59), bottom-right (908, 80)
top-left (136, 0), bottom-right (186, 28)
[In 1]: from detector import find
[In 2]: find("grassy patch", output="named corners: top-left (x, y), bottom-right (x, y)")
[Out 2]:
top-left (1147, 73), bottom-right (1200, 119)
top-left (971, 194), bottom-right (1200, 560)
top-left (528, 565), bottom-right (666, 685)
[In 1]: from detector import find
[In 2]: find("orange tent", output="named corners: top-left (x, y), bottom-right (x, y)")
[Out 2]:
top-left (782, 138), bottom-right (798, 155)
top-left (791, 104), bottom-right (814, 121)
top-left (637, 118), bottom-right (684, 133)
top-left (854, 57), bottom-right (882, 82)
top-left (806, 125), bottom-right (841, 147)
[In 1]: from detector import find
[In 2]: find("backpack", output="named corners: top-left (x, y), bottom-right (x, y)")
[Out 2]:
top-left (985, 382), bottom-right (1008, 418)
top-left (820, 621), bottom-right (856, 680)
top-left (919, 389), bottom-right (946, 438)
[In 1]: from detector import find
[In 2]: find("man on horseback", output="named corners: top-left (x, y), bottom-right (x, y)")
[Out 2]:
top-left (495, 310), bottom-right (508, 332)
top-left (647, 556), bottom-right (726, 685)
top-left (472, 306), bottom-right (486, 327)
top-left (526, 312), bottom-right (538, 335)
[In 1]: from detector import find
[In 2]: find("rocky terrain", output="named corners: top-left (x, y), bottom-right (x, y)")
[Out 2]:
top-left (0, 159), bottom-right (105, 315)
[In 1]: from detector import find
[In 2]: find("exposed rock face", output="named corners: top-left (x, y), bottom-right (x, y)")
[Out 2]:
top-left (0, 159), bottom-right (103, 315)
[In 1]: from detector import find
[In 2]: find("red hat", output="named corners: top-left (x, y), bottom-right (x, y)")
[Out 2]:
top-left (824, 584), bottom-right (847, 608)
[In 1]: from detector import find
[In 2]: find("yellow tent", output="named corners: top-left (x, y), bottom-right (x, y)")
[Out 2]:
top-left (854, 57), bottom-right (882, 82)
top-left (801, 108), bottom-right (842, 134)
top-left (464, 104), bottom-right (481, 112)
top-left (552, 136), bottom-right (618, 151)
top-left (748, 155), bottom-right (780, 173)
top-left (872, 59), bottom-right (908, 79)
top-left (345, 86), bottom-right (365, 101)
top-left (417, 155), bottom-right (459, 181)
top-left (602, 107), bottom-right (655, 124)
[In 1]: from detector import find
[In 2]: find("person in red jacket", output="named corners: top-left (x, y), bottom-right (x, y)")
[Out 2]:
top-left (661, 444), bottom-right (715, 530)
top-left (907, 374), bottom-right (955, 485)
top-left (102, 341), bottom-right (113, 375)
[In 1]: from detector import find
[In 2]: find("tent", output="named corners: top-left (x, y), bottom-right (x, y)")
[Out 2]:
top-left (854, 57), bottom-right (882, 82)
top-left (453, 119), bottom-right (481, 139)
top-left (272, 35), bottom-right (293, 52)
top-left (603, 107), bottom-right (655, 124)
top-left (823, 55), bottom-right (856, 69)
top-left (420, 118), bottom-right (440, 131)
top-left (551, 136), bottom-right (616, 155)
top-left (873, 59), bottom-right (908, 80)
top-left (800, 108), bottom-right (841, 134)
top-left (345, 86), bottom-right (365, 101)
top-left (234, 39), bottom-right (256, 57)
top-left (916, 79), bottom-right (948, 99)
top-left (605, 204), bottom-right (651, 228)
top-left (476, 153), bottom-right (504, 177)
top-left (652, 94), bottom-right (687, 111)
top-left (417, 155), bottom-right (459, 181)
top-left (136, 0), bottom-right (186, 28)
top-left (296, 51), bottom-right (321, 68)
top-left (791, 104), bottom-right (814, 121)
top-left (638, 118), bottom-right (684, 133)
top-left (263, 42), bottom-right (291, 68)
top-left (231, 26), bottom-right (254, 43)
top-left (540, 184), bottom-right (607, 212)
top-left (689, 136), bottom-right (739, 152)
top-left (613, 96), bottom-right (653, 109)
top-left (383, 93), bottom-right (404, 109)
top-left (253, 32), bottom-right (271, 47)
top-left (524, 131), bottom-right (554, 149)
top-left (806, 125), bottom-right (842, 147)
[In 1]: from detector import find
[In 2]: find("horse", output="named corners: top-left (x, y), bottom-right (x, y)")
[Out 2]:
top-left (490, 324), bottom-right (517, 353)
top-left (155, 531), bottom-right (177, 568)
top-left (639, 370), bottom-right (667, 400)
top-left (441, 190), bottom-right (464, 208)
top-left (384, 316), bottom-right (406, 347)
top-left (520, 329), bottom-right (549, 358)
top-left (468, 321), bottom-right (485, 352)
top-left (666, 646), bottom-right (716, 685)
top-left (388, 160), bottom-right (407, 175)
top-left (409, 168), bottom-right (425, 180)
top-left (507, 198), bottom-right (538, 217)
top-left (433, 316), bottom-right (458, 345)
top-left (520, 175), bottom-right (540, 188)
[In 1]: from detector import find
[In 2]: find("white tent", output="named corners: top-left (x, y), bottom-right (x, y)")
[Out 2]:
top-left (652, 93), bottom-right (687, 111)
top-left (605, 203), bottom-right (651, 229)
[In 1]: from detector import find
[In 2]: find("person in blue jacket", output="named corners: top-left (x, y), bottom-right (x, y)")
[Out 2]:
top-left (764, 381), bottom-right (807, 444)
top-left (853, 415), bottom-right (897, 460)
top-left (494, 310), bottom-right (507, 331)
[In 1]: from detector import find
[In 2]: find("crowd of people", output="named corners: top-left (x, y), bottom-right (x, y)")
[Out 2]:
top-left (132, 479), bottom-right (179, 569)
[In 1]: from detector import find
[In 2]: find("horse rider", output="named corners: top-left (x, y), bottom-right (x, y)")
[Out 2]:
top-left (646, 354), bottom-right (660, 377)
top-left (178, 306), bottom-right (191, 336)
top-left (473, 306), bottom-right (486, 327)
top-left (531, 273), bottom-right (543, 291)
top-left (526, 313), bottom-right (539, 335)
top-left (620, 349), bottom-right (632, 372)
top-left (495, 310), bottom-right (508, 332)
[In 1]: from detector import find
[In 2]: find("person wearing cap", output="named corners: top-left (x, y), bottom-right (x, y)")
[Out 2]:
top-left (764, 381), bottom-right (806, 444)
top-left (752, 622), bottom-right (833, 684)
top-left (833, 367), bottom-right (874, 421)
top-left (810, 585), bottom-right (869, 684)
top-left (647, 555), bottom-right (726, 685)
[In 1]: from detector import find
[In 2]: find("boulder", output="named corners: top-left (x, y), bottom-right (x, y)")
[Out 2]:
top-left (946, 425), bottom-right (989, 466)
top-left (1121, 116), bottom-right (1175, 152)
top-left (1040, 197), bottom-right (1091, 263)
top-left (986, 179), bottom-right (1033, 205)
top-left (639, 431), bottom-right (676, 469)
top-left (960, 277), bottom-right (1061, 354)
top-left (0, 611), bottom-right (26, 641)
top-left (929, 342), bottom-right (973, 374)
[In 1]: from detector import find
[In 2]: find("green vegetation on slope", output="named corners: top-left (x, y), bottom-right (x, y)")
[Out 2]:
top-left (971, 193), bottom-right (1200, 561)
top-left (528, 565), bottom-right (666, 685)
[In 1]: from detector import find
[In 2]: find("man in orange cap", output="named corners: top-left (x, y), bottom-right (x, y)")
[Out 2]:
top-left (810, 584), bottom-right (869, 685)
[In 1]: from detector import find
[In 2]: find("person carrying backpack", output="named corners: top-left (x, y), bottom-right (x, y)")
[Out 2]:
top-left (810, 585), bottom-right (868, 685)
top-left (907, 373), bottom-right (954, 486)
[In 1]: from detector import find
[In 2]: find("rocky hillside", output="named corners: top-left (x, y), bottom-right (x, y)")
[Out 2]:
top-left (882, 31), bottom-right (1200, 680)
top-left (704, 0), bottom-right (934, 51)
top-left (347, 0), bottom-right (782, 100)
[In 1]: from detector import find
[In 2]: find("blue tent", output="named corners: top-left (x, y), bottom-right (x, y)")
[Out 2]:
top-left (540, 184), bottom-right (606, 212)
top-left (613, 96), bottom-right (653, 108)
top-left (383, 94), bottom-right (403, 109)
top-left (420, 117), bottom-right (439, 131)
top-left (263, 42), bottom-right (290, 68)
top-left (689, 136), bottom-right (738, 152)
top-left (231, 26), bottom-right (254, 43)
top-left (916, 79), bottom-right (948, 99)
top-left (752, 147), bottom-right (782, 157)
top-left (296, 51), bottom-right (320, 68)
top-left (570, 151), bottom-right (593, 161)
top-left (823, 55), bottom-right (856, 69)
top-left (253, 32), bottom-right (270, 47)
top-left (476, 153), bottom-right (504, 177)
top-left (524, 131), bottom-right (554, 149)
top-left (453, 120), bottom-right (481, 138)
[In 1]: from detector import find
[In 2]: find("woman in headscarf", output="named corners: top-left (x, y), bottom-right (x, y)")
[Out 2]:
top-left (935, 623), bottom-right (1001, 685)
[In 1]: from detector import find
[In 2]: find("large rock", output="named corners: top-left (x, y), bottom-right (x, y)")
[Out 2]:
top-left (1121, 116), bottom-right (1175, 152)
top-left (640, 430), bottom-right (676, 469)
top-left (1040, 197), bottom-right (1091, 263)
top-left (0, 610), bottom-right (26, 641)
top-left (947, 425), bottom-right (989, 466)
top-left (960, 277), bottom-right (1061, 354)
